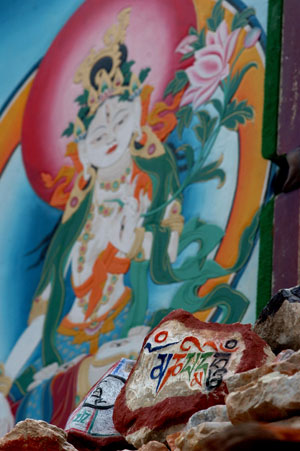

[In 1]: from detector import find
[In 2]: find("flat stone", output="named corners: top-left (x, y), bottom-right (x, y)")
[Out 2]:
top-left (186, 405), bottom-right (229, 429)
top-left (66, 358), bottom-right (135, 450)
top-left (226, 371), bottom-right (300, 424)
top-left (254, 285), bottom-right (300, 353)
top-left (0, 419), bottom-right (77, 450)
top-left (113, 309), bottom-right (274, 447)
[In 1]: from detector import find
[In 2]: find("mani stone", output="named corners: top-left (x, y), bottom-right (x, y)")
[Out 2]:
top-left (65, 358), bottom-right (135, 450)
top-left (0, 419), bottom-right (77, 450)
top-left (226, 349), bottom-right (300, 424)
top-left (113, 309), bottom-right (274, 448)
top-left (254, 285), bottom-right (300, 353)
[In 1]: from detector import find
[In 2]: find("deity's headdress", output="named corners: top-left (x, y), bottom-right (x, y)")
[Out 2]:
top-left (62, 8), bottom-right (150, 141)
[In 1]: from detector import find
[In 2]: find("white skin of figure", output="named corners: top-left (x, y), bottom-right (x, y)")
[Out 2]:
top-left (3, 95), bottom-right (180, 402)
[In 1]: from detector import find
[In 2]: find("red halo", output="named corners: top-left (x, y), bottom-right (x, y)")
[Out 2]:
top-left (22, 0), bottom-right (197, 204)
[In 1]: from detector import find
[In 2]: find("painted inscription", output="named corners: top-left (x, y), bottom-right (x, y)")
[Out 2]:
top-left (146, 331), bottom-right (239, 393)
top-left (66, 358), bottom-right (134, 438)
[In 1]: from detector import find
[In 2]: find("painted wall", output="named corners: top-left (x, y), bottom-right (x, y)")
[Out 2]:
top-left (0, 0), bottom-right (270, 428)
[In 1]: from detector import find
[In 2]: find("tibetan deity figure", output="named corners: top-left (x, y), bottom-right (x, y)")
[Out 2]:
top-left (0, 5), bottom-right (259, 428)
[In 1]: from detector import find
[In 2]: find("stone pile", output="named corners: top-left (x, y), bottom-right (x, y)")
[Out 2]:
top-left (225, 349), bottom-right (300, 424)
top-left (2, 289), bottom-right (300, 450)
top-left (113, 309), bottom-right (273, 447)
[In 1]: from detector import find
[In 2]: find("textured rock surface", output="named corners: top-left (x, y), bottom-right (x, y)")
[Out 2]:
top-left (113, 309), bottom-right (274, 447)
top-left (226, 369), bottom-right (300, 424)
top-left (0, 419), bottom-right (77, 450)
top-left (139, 441), bottom-right (169, 450)
top-left (226, 348), bottom-right (300, 394)
top-left (66, 358), bottom-right (134, 450)
top-left (186, 405), bottom-right (229, 429)
top-left (254, 285), bottom-right (300, 353)
top-left (226, 349), bottom-right (300, 425)
top-left (167, 422), bottom-right (232, 451)
top-left (198, 422), bottom-right (300, 450)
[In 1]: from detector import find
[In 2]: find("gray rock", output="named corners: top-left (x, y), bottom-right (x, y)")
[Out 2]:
top-left (186, 405), bottom-right (229, 429)
top-left (226, 371), bottom-right (300, 424)
top-left (254, 285), bottom-right (300, 353)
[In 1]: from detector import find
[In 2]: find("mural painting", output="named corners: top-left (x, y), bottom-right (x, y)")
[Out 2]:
top-left (0, 0), bottom-right (269, 427)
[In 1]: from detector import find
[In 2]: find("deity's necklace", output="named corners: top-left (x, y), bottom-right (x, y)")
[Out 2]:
top-left (99, 166), bottom-right (131, 192)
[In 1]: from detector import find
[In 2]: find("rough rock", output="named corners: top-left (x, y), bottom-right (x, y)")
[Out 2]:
top-left (271, 416), bottom-right (300, 429)
top-left (0, 418), bottom-right (77, 450)
top-left (198, 422), bottom-right (300, 450)
top-left (225, 350), bottom-right (300, 424)
top-left (254, 285), bottom-right (300, 353)
top-left (113, 309), bottom-right (274, 447)
top-left (139, 441), bottom-right (169, 450)
top-left (186, 405), bottom-right (229, 429)
top-left (225, 348), bottom-right (300, 394)
top-left (66, 358), bottom-right (135, 450)
top-left (226, 370), bottom-right (300, 424)
top-left (167, 422), bottom-right (232, 451)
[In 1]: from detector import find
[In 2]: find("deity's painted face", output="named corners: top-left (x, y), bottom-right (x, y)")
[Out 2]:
top-left (85, 95), bottom-right (141, 168)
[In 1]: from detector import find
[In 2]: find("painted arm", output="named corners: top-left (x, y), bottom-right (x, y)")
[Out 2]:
top-left (4, 282), bottom-right (52, 382)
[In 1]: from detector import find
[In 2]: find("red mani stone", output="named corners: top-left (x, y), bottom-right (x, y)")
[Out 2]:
top-left (113, 309), bottom-right (274, 448)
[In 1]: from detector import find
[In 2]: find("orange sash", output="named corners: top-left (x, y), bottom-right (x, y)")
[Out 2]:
top-left (73, 242), bottom-right (130, 320)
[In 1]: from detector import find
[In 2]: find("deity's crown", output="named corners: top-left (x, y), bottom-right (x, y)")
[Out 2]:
top-left (64, 8), bottom-right (150, 140)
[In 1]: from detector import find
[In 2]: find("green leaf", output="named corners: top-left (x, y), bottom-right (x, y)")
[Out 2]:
top-left (231, 209), bottom-right (260, 272)
top-left (177, 144), bottom-right (195, 171)
top-left (189, 26), bottom-right (198, 36)
top-left (231, 7), bottom-right (255, 31)
top-left (164, 70), bottom-right (189, 98)
top-left (78, 106), bottom-right (89, 121)
top-left (139, 67), bottom-right (151, 83)
top-left (62, 122), bottom-right (74, 137)
top-left (181, 28), bottom-right (205, 61)
top-left (180, 51), bottom-right (194, 61)
top-left (207, 0), bottom-right (225, 32)
top-left (120, 60), bottom-right (135, 85)
top-left (188, 156), bottom-right (225, 187)
top-left (210, 99), bottom-right (224, 116)
top-left (193, 110), bottom-right (218, 146)
top-left (75, 89), bottom-right (89, 106)
top-left (176, 105), bottom-right (193, 139)
top-left (83, 115), bottom-right (94, 131)
top-left (221, 99), bottom-right (254, 130)
top-left (223, 62), bottom-right (257, 104)
top-left (118, 90), bottom-right (130, 101)
top-left (191, 29), bottom-right (206, 50)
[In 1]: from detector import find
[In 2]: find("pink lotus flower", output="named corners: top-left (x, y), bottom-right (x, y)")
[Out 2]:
top-left (175, 34), bottom-right (198, 54)
top-left (181, 21), bottom-right (240, 109)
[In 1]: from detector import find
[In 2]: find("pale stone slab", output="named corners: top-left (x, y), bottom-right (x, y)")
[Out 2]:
top-left (226, 371), bottom-right (300, 424)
